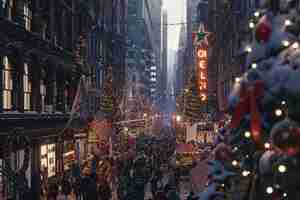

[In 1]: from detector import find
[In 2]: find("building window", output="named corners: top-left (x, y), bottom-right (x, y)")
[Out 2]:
top-left (24, 1), bottom-right (31, 31)
top-left (40, 144), bottom-right (56, 178)
top-left (23, 63), bottom-right (31, 111)
top-left (2, 56), bottom-right (13, 110)
top-left (1, 0), bottom-right (13, 19)
top-left (40, 80), bottom-right (46, 112)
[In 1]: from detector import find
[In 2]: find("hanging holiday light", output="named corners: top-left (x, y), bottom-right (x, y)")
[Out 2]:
top-left (254, 11), bottom-right (260, 17)
top-left (282, 40), bottom-right (290, 47)
top-left (283, 193), bottom-right (287, 197)
top-left (264, 142), bottom-right (271, 149)
top-left (245, 46), bottom-right (252, 52)
top-left (266, 186), bottom-right (274, 194)
top-left (278, 164), bottom-right (287, 173)
top-left (284, 19), bottom-right (292, 26)
top-left (292, 42), bottom-right (299, 49)
top-left (244, 131), bottom-right (251, 138)
top-left (275, 109), bottom-right (283, 117)
top-left (249, 21), bottom-right (255, 29)
top-left (242, 170), bottom-right (251, 177)
top-left (251, 63), bottom-right (257, 69)
top-left (232, 160), bottom-right (238, 166)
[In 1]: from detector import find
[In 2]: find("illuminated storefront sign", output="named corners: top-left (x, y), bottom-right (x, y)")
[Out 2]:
top-left (197, 47), bottom-right (208, 101)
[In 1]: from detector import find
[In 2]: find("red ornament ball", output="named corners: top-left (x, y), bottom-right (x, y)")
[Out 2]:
top-left (255, 15), bottom-right (272, 43)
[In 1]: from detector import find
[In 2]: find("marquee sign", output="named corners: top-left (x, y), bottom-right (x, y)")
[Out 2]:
top-left (197, 46), bottom-right (208, 101)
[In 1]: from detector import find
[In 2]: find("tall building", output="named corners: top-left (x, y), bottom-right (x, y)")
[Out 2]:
top-left (161, 9), bottom-right (168, 105)
top-left (148, 0), bottom-right (162, 102)
top-left (184, 0), bottom-right (199, 87)
top-left (0, 0), bottom-right (98, 199)
top-left (175, 24), bottom-right (187, 96)
top-left (207, 0), bottom-right (258, 112)
top-left (0, 0), bottom-right (128, 199)
top-left (126, 0), bottom-right (159, 102)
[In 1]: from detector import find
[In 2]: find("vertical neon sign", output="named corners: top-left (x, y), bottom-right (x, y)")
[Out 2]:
top-left (197, 46), bottom-right (208, 101)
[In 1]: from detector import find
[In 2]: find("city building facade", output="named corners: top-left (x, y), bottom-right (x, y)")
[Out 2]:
top-left (0, 0), bottom-right (128, 199)
top-left (207, 0), bottom-right (259, 112)
top-left (126, 0), bottom-right (158, 101)
top-left (160, 9), bottom-right (168, 106)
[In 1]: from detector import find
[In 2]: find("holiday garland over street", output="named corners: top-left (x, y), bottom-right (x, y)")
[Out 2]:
top-left (199, 1), bottom-right (300, 200)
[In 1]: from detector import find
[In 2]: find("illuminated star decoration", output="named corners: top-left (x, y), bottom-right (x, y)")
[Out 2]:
top-left (193, 23), bottom-right (211, 46)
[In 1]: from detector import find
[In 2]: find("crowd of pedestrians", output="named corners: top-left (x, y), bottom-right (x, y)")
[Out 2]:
top-left (39, 135), bottom-right (181, 200)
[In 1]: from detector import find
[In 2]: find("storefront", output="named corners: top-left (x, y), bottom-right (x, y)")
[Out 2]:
top-left (196, 121), bottom-right (215, 144)
top-left (75, 133), bottom-right (88, 162)
top-left (0, 149), bottom-right (32, 199)
top-left (63, 141), bottom-right (75, 171)
top-left (40, 143), bottom-right (56, 178)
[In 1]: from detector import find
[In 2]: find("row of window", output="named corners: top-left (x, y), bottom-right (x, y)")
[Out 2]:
top-left (223, 78), bottom-right (233, 99)
top-left (0, 0), bottom-right (32, 31)
top-left (2, 56), bottom-right (71, 112)
top-left (2, 56), bottom-right (34, 111)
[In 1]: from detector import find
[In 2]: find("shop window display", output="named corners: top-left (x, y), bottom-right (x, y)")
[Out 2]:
top-left (40, 144), bottom-right (56, 177)
top-left (63, 141), bottom-right (75, 171)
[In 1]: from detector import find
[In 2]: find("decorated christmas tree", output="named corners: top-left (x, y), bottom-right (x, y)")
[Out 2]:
top-left (198, 1), bottom-right (300, 200)
top-left (185, 75), bottom-right (207, 122)
top-left (99, 66), bottom-right (118, 120)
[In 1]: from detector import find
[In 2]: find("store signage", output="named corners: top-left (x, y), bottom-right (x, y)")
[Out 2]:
top-left (197, 47), bottom-right (208, 101)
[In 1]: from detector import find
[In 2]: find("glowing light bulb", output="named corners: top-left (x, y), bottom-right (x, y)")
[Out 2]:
top-left (245, 46), bottom-right (252, 53)
top-left (278, 164), bottom-right (287, 173)
top-left (292, 42), bottom-right (299, 49)
top-left (232, 160), bottom-right (238, 166)
top-left (282, 40), bottom-right (290, 47)
top-left (235, 77), bottom-right (241, 83)
top-left (266, 186), bottom-right (274, 194)
top-left (275, 109), bottom-right (283, 117)
top-left (285, 19), bottom-right (292, 26)
top-left (242, 170), bottom-right (250, 177)
top-left (254, 11), bottom-right (260, 17)
top-left (233, 146), bottom-right (238, 151)
top-left (244, 131), bottom-right (251, 138)
top-left (251, 63), bottom-right (257, 69)
top-left (264, 143), bottom-right (271, 149)
top-left (281, 101), bottom-right (286, 105)
top-left (283, 193), bottom-right (287, 197)
top-left (249, 22), bottom-right (255, 29)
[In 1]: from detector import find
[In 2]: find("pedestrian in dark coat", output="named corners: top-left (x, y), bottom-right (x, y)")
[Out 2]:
top-left (98, 176), bottom-right (112, 200)
top-left (62, 175), bottom-right (72, 199)
top-left (47, 181), bottom-right (59, 200)
top-left (73, 177), bottom-right (82, 200)
top-left (81, 174), bottom-right (98, 200)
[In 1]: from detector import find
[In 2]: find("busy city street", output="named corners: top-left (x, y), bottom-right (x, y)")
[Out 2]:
top-left (1, 0), bottom-right (300, 200)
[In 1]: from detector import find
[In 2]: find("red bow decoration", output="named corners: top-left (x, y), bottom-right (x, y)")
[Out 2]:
top-left (229, 80), bottom-right (265, 147)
